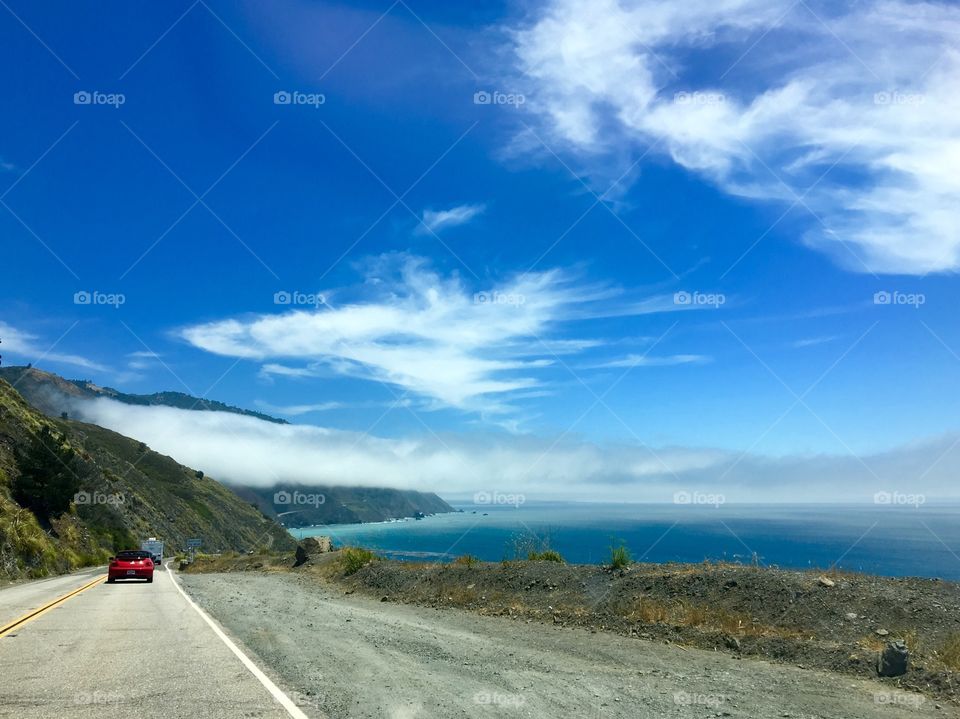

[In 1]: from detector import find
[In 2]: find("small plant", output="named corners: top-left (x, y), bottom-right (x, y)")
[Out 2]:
top-left (505, 528), bottom-right (559, 561)
top-left (609, 543), bottom-right (631, 569)
top-left (340, 547), bottom-right (377, 576)
top-left (453, 554), bottom-right (479, 567)
top-left (527, 550), bottom-right (564, 563)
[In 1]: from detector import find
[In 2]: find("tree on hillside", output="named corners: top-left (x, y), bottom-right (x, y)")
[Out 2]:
top-left (13, 425), bottom-right (83, 524)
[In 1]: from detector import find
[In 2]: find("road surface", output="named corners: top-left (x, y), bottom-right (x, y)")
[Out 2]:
top-left (0, 564), bottom-right (309, 719)
top-left (0, 566), bottom-right (952, 718)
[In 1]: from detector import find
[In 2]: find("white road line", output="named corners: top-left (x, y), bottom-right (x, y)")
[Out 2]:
top-left (165, 562), bottom-right (312, 719)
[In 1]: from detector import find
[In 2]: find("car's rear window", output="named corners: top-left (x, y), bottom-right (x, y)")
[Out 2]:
top-left (116, 551), bottom-right (151, 559)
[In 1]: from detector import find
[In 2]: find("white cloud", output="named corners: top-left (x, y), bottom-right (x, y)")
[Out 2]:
top-left (254, 400), bottom-right (344, 416)
top-left (70, 397), bottom-right (960, 502)
top-left (509, 0), bottom-right (960, 274)
top-left (181, 255), bottom-right (700, 414)
top-left (0, 322), bottom-right (108, 372)
top-left (417, 203), bottom-right (485, 234)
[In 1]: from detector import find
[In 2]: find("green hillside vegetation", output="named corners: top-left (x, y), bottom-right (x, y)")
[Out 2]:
top-left (0, 378), bottom-right (294, 579)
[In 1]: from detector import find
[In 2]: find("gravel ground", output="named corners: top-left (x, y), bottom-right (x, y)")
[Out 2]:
top-left (179, 571), bottom-right (955, 719)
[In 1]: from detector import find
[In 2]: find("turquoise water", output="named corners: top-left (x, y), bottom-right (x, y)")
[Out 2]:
top-left (294, 502), bottom-right (960, 580)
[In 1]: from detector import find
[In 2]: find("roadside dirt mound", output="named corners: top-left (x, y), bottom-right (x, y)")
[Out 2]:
top-left (186, 551), bottom-right (960, 705)
top-left (342, 559), bottom-right (960, 704)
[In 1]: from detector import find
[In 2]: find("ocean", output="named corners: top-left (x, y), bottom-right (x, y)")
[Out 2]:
top-left (294, 502), bottom-right (960, 580)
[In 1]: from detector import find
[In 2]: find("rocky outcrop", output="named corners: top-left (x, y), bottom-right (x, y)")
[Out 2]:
top-left (294, 536), bottom-right (332, 567)
top-left (877, 640), bottom-right (909, 677)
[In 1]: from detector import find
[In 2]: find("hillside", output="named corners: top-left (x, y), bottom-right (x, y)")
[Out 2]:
top-left (235, 484), bottom-right (455, 527)
top-left (0, 377), bottom-right (295, 579)
top-left (0, 366), bottom-right (287, 424)
top-left (2, 366), bottom-right (455, 526)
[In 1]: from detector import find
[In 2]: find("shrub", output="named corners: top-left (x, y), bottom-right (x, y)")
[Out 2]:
top-left (453, 554), bottom-right (479, 567)
top-left (609, 543), bottom-right (631, 569)
top-left (340, 547), bottom-right (377, 575)
top-left (527, 550), bottom-right (564, 563)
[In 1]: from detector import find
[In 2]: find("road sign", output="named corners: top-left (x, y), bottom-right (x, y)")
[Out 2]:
top-left (186, 538), bottom-right (202, 549)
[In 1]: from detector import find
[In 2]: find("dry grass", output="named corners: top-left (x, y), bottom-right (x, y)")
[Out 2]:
top-left (934, 633), bottom-right (960, 671)
top-left (618, 596), bottom-right (803, 638)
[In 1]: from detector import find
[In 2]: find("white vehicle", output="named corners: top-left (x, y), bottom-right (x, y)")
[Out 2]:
top-left (140, 538), bottom-right (164, 566)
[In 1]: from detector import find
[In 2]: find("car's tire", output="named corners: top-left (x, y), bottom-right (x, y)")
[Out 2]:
top-left (107, 578), bottom-right (115, 583)
top-left (146, 576), bottom-right (153, 583)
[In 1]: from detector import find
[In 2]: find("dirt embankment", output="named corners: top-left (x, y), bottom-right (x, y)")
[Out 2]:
top-left (186, 550), bottom-right (960, 706)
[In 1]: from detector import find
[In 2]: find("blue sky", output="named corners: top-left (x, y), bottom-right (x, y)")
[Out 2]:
top-left (2, 0), bottom-right (959, 499)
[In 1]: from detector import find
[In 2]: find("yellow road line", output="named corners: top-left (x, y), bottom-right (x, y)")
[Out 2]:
top-left (0, 574), bottom-right (106, 638)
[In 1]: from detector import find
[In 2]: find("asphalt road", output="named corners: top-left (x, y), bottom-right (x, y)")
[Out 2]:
top-left (0, 564), bottom-right (309, 719)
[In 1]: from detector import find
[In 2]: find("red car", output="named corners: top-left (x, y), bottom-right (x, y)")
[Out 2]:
top-left (107, 550), bottom-right (155, 583)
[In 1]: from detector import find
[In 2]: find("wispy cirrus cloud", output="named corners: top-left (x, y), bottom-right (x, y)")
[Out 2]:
top-left (180, 254), bottom-right (704, 414)
top-left (0, 321), bottom-right (108, 372)
top-left (508, 0), bottom-right (960, 274)
top-left (589, 353), bottom-right (711, 369)
top-left (416, 203), bottom-right (485, 234)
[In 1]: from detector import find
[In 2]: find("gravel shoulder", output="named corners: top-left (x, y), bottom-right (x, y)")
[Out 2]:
top-left (178, 571), bottom-right (953, 719)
